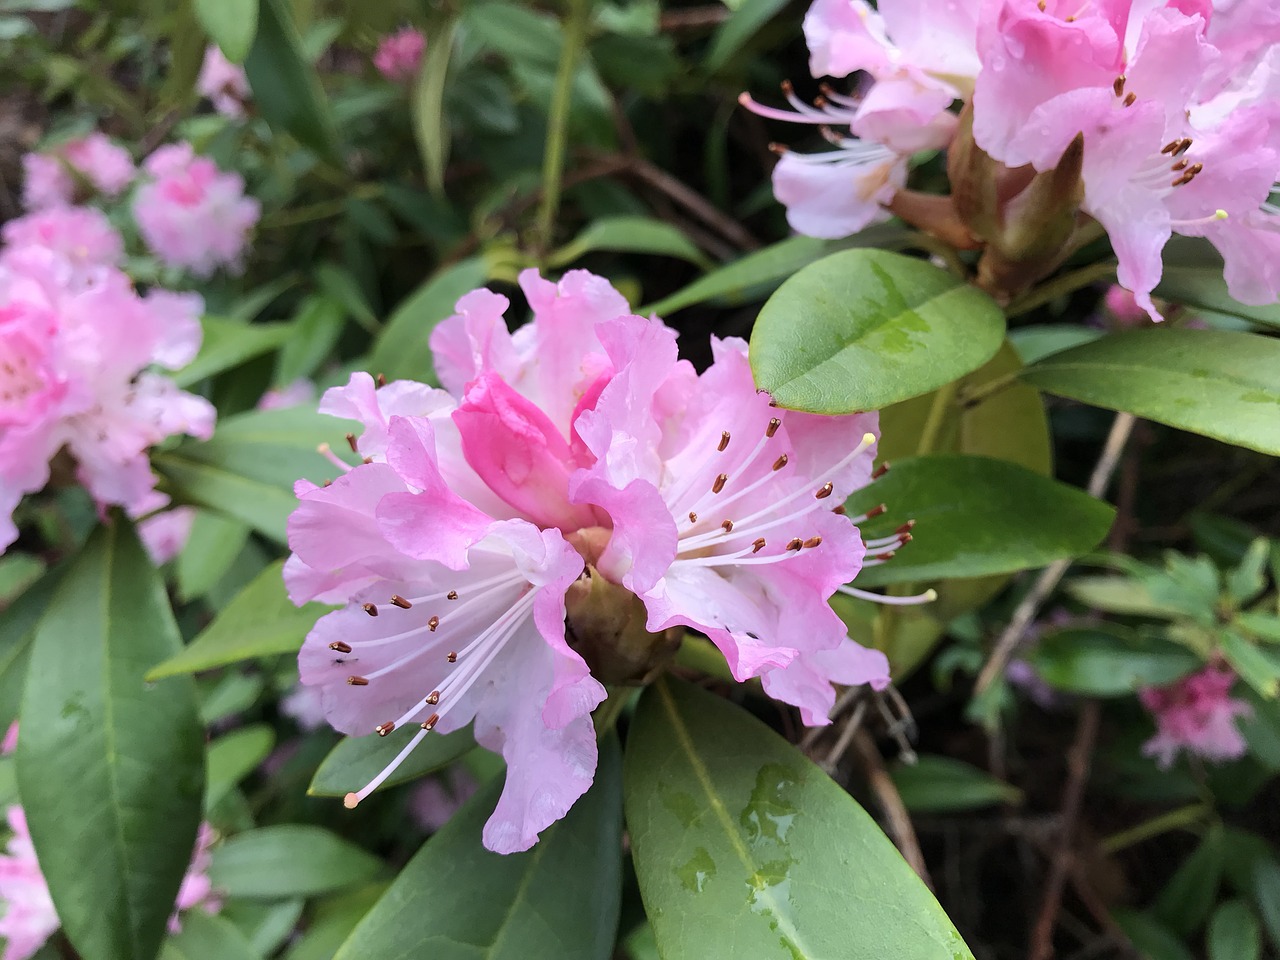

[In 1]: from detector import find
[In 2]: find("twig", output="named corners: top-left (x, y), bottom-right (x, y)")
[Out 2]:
top-left (1028, 701), bottom-right (1101, 960)
top-left (799, 685), bottom-right (863, 751)
top-left (622, 155), bottom-right (762, 251)
top-left (1005, 261), bottom-right (1118, 318)
top-left (973, 412), bottom-right (1137, 697)
top-left (821, 700), bottom-right (868, 770)
top-left (534, 0), bottom-right (591, 256)
top-left (852, 730), bottom-right (933, 887)
top-left (659, 5), bottom-right (731, 31)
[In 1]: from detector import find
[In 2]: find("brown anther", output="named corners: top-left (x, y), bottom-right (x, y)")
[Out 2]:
top-left (447, 590), bottom-right (458, 600)
top-left (803, 536), bottom-right (823, 549)
top-left (866, 503), bottom-right (888, 519)
top-left (1065, 14), bottom-right (1076, 21)
top-left (421, 713), bottom-right (440, 731)
top-left (721, 519), bottom-right (734, 532)
top-left (718, 431), bottom-right (731, 452)
top-left (752, 538), bottom-right (767, 554)
top-left (1171, 159), bottom-right (1188, 171)
top-left (376, 722), bottom-right (395, 736)
top-left (376, 373), bottom-right (387, 388)
top-left (900, 533), bottom-right (913, 544)
top-left (1112, 75), bottom-right (1126, 97)
top-left (896, 519), bottom-right (917, 534)
top-left (768, 142), bottom-right (787, 156)
top-left (786, 537), bottom-right (804, 551)
top-left (446, 651), bottom-right (458, 663)
top-left (1122, 92), bottom-right (1137, 107)
top-left (872, 462), bottom-right (890, 479)
top-left (1037, 0), bottom-right (1046, 8)
top-left (772, 454), bottom-right (789, 471)
top-left (428, 616), bottom-right (440, 632)
top-left (347, 676), bottom-right (369, 686)
top-left (362, 603), bottom-right (378, 617)
top-left (875, 550), bottom-right (897, 561)
top-left (390, 594), bottom-right (412, 609)
top-left (815, 482), bottom-right (834, 499)
top-left (1174, 138), bottom-right (1193, 155)
top-left (1161, 139), bottom-right (1181, 154)
top-left (322, 479), bottom-right (333, 488)
top-left (426, 691), bottom-right (440, 705)
top-left (345, 432), bottom-right (358, 453)
top-left (766, 417), bottom-right (781, 438)
top-left (362, 456), bottom-right (374, 465)
top-left (688, 511), bottom-right (699, 524)
top-left (832, 505), bottom-right (847, 516)
top-left (768, 398), bottom-right (778, 407)
top-left (712, 474), bottom-right (728, 494)
top-left (780, 79), bottom-right (794, 94)
top-left (329, 641), bottom-right (353, 653)
top-left (1172, 170), bottom-right (1198, 186)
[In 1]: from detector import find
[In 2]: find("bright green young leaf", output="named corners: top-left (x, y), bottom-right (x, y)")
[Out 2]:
top-left (309, 724), bottom-right (477, 797)
top-left (193, 0), bottom-right (258, 62)
top-left (1207, 900), bottom-right (1261, 960)
top-left (0, 566), bottom-right (62, 731)
top-left (1066, 576), bottom-right (1188, 619)
top-left (175, 512), bottom-right (251, 603)
top-left (704, 0), bottom-right (789, 73)
top-left (751, 249), bottom-right (1006, 413)
top-left (369, 258), bottom-right (488, 383)
top-left (1226, 539), bottom-right (1271, 605)
top-left (643, 236), bottom-right (827, 316)
top-left (1220, 630), bottom-right (1280, 698)
top-left (148, 560), bottom-right (331, 680)
top-left (160, 912), bottom-right (259, 960)
top-left (890, 755), bottom-right (1022, 813)
top-left (154, 406), bottom-right (353, 543)
top-left (1021, 329), bottom-right (1280, 455)
top-left (548, 216), bottom-right (707, 268)
top-left (209, 826), bottom-right (384, 899)
top-left (206, 725), bottom-right (275, 810)
top-left (412, 14), bottom-right (458, 193)
top-left (243, 0), bottom-right (340, 162)
top-left (200, 673), bottom-right (265, 726)
top-left (333, 736), bottom-right (624, 960)
top-left (174, 317), bottom-right (292, 389)
top-left (624, 678), bottom-right (974, 960)
top-left (1237, 612), bottom-right (1280, 644)
top-left (844, 454), bottom-right (1115, 587)
top-left (16, 521), bottom-right (205, 960)
top-left (1029, 627), bottom-right (1199, 696)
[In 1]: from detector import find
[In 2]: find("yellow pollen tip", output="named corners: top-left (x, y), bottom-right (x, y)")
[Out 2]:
top-left (922, 589), bottom-right (939, 602)
top-left (862, 432), bottom-right (876, 446)
top-left (343, 793), bottom-right (360, 809)
top-left (1214, 209), bottom-right (1228, 220)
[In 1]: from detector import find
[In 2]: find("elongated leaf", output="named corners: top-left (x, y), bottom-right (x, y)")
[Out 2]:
top-left (413, 15), bottom-right (458, 193)
top-left (207, 725), bottom-right (275, 810)
top-left (625, 678), bottom-right (974, 960)
top-left (0, 566), bottom-right (63, 731)
top-left (155, 407), bottom-right (353, 543)
top-left (1254, 859), bottom-right (1280, 951)
top-left (209, 826), bottom-right (384, 899)
top-left (1021, 329), bottom-right (1280, 455)
top-left (193, 0), bottom-right (258, 62)
top-left (174, 317), bottom-right (292, 389)
top-left (368, 258), bottom-right (488, 383)
top-left (751, 249), bottom-right (1006, 413)
top-left (1208, 901), bottom-right (1261, 960)
top-left (309, 724), bottom-right (476, 797)
top-left (243, 0), bottom-right (339, 162)
top-left (891, 755), bottom-right (1022, 813)
top-left (16, 521), bottom-right (204, 960)
top-left (548, 216), bottom-right (707, 268)
top-left (175, 512), bottom-right (251, 603)
top-left (1030, 627), bottom-right (1199, 696)
top-left (334, 736), bottom-right (622, 960)
top-left (844, 454), bottom-right (1115, 587)
top-left (1220, 630), bottom-right (1280, 698)
top-left (1156, 238), bottom-right (1280, 329)
top-left (276, 295), bottom-right (346, 385)
top-left (1113, 911), bottom-right (1195, 960)
top-left (149, 560), bottom-right (330, 679)
top-left (704, 0), bottom-right (788, 72)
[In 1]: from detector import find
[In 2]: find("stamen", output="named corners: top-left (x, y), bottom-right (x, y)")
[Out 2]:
top-left (329, 641), bottom-right (353, 653)
top-left (389, 595), bottom-right (412, 609)
top-left (421, 713), bottom-right (439, 731)
top-left (343, 725), bottom-right (431, 808)
top-left (376, 722), bottom-right (395, 736)
top-left (426, 691), bottom-right (440, 705)
top-left (752, 538), bottom-right (767, 553)
top-left (832, 505), bottom-right (847, 515)
top-left (446, 652), bottom-right (457, 662)
top-left (689, 511), bottom-right (699, 523)
top-left (803, 536), bottom-right (823, 549)
top-left (1171, 159), bottom-right (1188, 171)
top-left (872, 462), bottom-right (890, 479)
top-left (447, 591), bottom-right (458, 600)
top-left (362, 603), bottom-right (378, 617)
top-left (345, 432), bottom-right (359, 453)
top-left (1113, 76), bottom-right (1126, 97)
top-left (1122, 92), bottom-right (1137, 107)
top-left (375, 373), bottom-right (388, 387)
top-left (712, 474), bottom-right (728, 494)
top-left (428, 616), bottom-right (439, 632)
top-left (347, 676), bottom-right (369, 686)
top-left (786, 537), bottom-right (804, 551)
top-left (1161, 139), bottom-right (1181, 154)
top-left (317, 443), bottom-right (351, 473)
top-left (772, 454), bottom-right (789, 471)
top-left (766, 417), bottom-right (781, 438)
top-left (815, 482), bottom-right (834, 499)
top-left (721, 519), bottom-right (734, 532)
top-left (838, 585), bottom-right (938, 606)
top-left (718, 431), bottom-right (731, 452)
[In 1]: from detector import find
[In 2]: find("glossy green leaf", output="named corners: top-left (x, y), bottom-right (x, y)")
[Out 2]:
top-left (282, 884), bottom-right (386, 960)
top-left (206, 724), bottom-right (275, 810)
top-left (333, 736), bottom-right (623, 960)
top-left (243, 0), bottom-right (340, 162)
top-left (175, 512), bottom-right (251, 603)
top-left (624, 678), bottom-right (974, 960)
top-left (369, 258), bottom-right (488, 383)
top-left (1008, 325), bottom-right (1103, 364)
top-left (1066, 576), bottom-right (1187, 619)
top-left (1021, 329), bottom-right (1280, 455)
top-left (276, 295), bottom-right (345, 385)
top-left (224, 898), bottom-right (305, 956)
top-left (890, 755), bottom-right (1022, 813)
top-left (193, 0), bottom-right (258, 62)
top-left (309, 724), bottom-right (476, 797)
top-left (174, 317), bottom-right (292, 389)
top-left (549, 216), bottom-right (707, 268)
top-left (161, 912), bottom-right (259, 960)
top-left (209, 826), bottom-right (384, 899)
top-left (413, 14), bottom-right (458, 193)
top-left (844, 454), bottom-right (1115, 587)
top-left (1029, 627), bottom-right (1199, 696)
top-left (1156, 238), bottom-right (1280, 329)
top-left (155, 407), bottom-right (353, 543)
top-left (148, 560), bottom-right (330, 679)
top-left (751, 250), bottom-right (1005, 413)
top-left (0, 553), bottom-right (44, 605)
top-left (16, 521), bottom-right (204, 960)
top-left (1208, 901), bottom-right (1261, 960)
top-left (704, 0), bottom-right (788, 72)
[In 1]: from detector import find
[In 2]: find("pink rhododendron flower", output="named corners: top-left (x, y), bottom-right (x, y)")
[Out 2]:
top-left (133, 143), bottom-right (260, 277)
top-left (168, 824), bottom-right (221, 933)
top-left (286, 269), bottom-right (904, 851)
top-left (0, 807), bottom-right (59, 960)
top-left (411, 766), bottom-right (479, 833)
top-left (1, 207), bottom-right (124, 280)
top-left (1103, 284), bottom-right (1154, 325)
top-left (138, 507), bottom-right (196, 565)
top-left (21, 134), bottom-right (135, 212)
top-left (373, 27), bottom-right (426, 81)
top-left (196, 46), bottom-right (250, 118)
top-left (280, 682), bottom-right (328, 731)
top-left (0, 244), bottom-right (215, 553)
top-left (258, 378), bottom-right (316, 411)
top-left (1140, 663), bottom-right (1251, 767)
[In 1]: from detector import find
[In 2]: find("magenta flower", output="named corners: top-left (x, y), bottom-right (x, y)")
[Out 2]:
top-left (21, 134), bottom-right (135, 212)
top-left (196, 46), bottom-right (250, 119)
top-left (133, 143), bottom-right (260, 278)
top-left (0, 807), bottom-right (59, 960)
top-left (373, 27), bottom-right (426, 81)
top-left (1140, 663), bottom-right (1251, 767)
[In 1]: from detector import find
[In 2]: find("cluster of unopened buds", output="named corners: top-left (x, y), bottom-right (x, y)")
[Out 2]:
top-left (741, 0), bottom-right (1280, 318)
top-left (285, 269), bottom-right (930, 853)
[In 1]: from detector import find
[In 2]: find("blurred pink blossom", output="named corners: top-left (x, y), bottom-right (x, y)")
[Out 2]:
top-left (2, 207), bottom-right (124, 280)
top-left (1140, 663), bottom-right (1252, 767)
top-left (133, 143), bottom-right (260, 278)
top-left (410, 767), bottom-right (479, 833)
top-left (21, 134), bottom-right (135, 211)
top-left (373, 27), bottom-right (426, 81)
top-left (138, 507), bottom-right (197, 565)
top-left (1103, 285), bottom-right (1155, 325)
top-left (279, 682), bottom-right (327, 731)
top-left (168, 823), bottom-right (222, 933)
top-left (1, 724), bottom-right (16, 757)
top-left (258, 379), bottom-right (316, 412)
top-left (0, 807), bottom-right (58, 960)
top-left (196, 46), bottom-right (250, 118)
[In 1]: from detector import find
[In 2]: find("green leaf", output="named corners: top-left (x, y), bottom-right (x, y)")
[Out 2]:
top-left (223, 898), bottom-right (305, 956)
top-left (1207, 901), bottom-right (1261, 960)
top-left (161, 912), bottom-right (259, 960)
top-left (155, 406), bottom-right (353, 543)
top-left (1237, 612), bottom-right (1280, 644)
top-left (1226, 539), bottom-right (1271, 605)
top-left (890, 755), bottom-right (1022, 813)
top-left (1238, 687), bottom-right (1280, 770)
top-left (1155, 238), bottom-right (1280, 329)
top-left (1029, 627), bottom-right (1199, 696)
top-left (1155, 824), bottom-right (1224, 936)
top-left (276, 295), bottom-right (345, 385)
top-left (174, 317), bottom-right (292, 389)
top-left (1112, 910), bottom-right (1195, 960)
top-left (368, 258), bottom-right (488, 384)
top-left (643, 236), bottom-right (827, 316)
top-left (1220, 630), bottom-right (1280, 698)
top-left (148, 560), bottom-right (330, 680)
top-left (206, 724), bottom-right (275, 810)
top-left (209, 826), bottom-right (384, 899)
top-left (1021, 329), bottom-right (1280, 456)
top-left (315, 263), bottom-right (379, 333)
top-left (548, 216), bottom-right (707, 268)
top-left (243, 0), bottom-right (339, 162)
top-left (16, 520), bottom-right (204, 960)
top-left (193, 0), bottom-right (258, 62)
top-left (704, 0), bottom-right (789, 73)
top-left (1008, 324), bottom-right (1103, 364)
top-left (309, 724), bottom-right (477, 797)
top-left (1253, 859), bottom-right (1280, 951)
top-left (843, 454), bottom-right (1115, 587)
top-left (333, 736), bottom-right (623, 960)
top-left (751, 250), bottom-right (1006, 413)
top-left (624, 678), bottom-right (974, 960)
top-left (1066, 576), bottom-right (1187, 619)
top-left (0, 565), bottom-right (63, 731)
top-left (175, 512), bottom-right (251, 603)
top-left (413, 14), bottom-right (458, 193)
top-left (0, 553), bottom-right (46, 604)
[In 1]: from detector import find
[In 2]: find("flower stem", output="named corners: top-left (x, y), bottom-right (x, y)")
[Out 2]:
top-left (915, 378), bottom-right (960, 456)
top-left (1099, 802), bottom-right (1211, 855)
top-left (534, 0), bottom-right (592, 258)
top-left (1005, 261), bottom-right (1117, 318)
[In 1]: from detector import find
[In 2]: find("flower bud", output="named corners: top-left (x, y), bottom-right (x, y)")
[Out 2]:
top-left (564, 566), bottom-right (682, 685)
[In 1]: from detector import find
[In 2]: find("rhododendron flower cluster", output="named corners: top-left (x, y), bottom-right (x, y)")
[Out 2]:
top-left (742, 0), bottom-right (1280, 316)
top-left (196, 46), bottom-right (251, 118)
top-left (286, 269), bottom-right (906, 853)
top-left (373, 28), bottom-right (427, 81)
top-left (133, 143), bottom-right (260, 277)
top-left (21, 133), bottom-right (135, 211)
top-left (1140, 663), bottom-right (1251, 767)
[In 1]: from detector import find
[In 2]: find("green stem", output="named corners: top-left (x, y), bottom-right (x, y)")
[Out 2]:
top-left (1099, 803), bottom-right (1211, 855)
top-left (592, 685), bottom-right (634, 738)
top-left (534, 0), bottom-right (592, 258)
top-left (915, 378), bottom-right (959, 457)
top-left (1005, 261), bottom-right (1117, 318)
top-left (958, 371), bottom-right (1020, 410)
